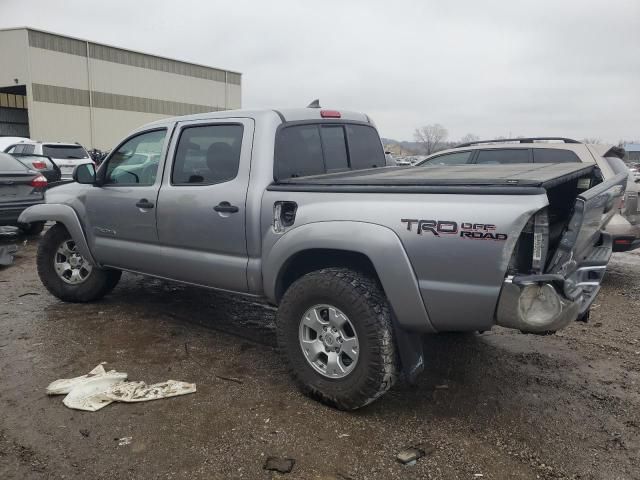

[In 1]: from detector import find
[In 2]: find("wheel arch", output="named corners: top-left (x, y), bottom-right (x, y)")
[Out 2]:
top-left (18, 204), bottom-right (96, 265)
top-left (263, 221), bottom-right (435, 333)
top-left (275, 248), bottom-right (378, 302)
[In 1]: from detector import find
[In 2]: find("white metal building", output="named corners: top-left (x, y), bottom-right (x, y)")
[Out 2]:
top-left (0, 27), bottom-right (241, 150)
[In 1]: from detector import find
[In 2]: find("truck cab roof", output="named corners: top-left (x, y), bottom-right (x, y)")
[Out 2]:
top-left (140, 107), bottom-right (372, 130)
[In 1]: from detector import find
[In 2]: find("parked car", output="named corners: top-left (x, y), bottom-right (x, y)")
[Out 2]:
top-left (20, 108), bottom-right (625, 409)
top-left (416, 138), bottom-right (640, 252)
top-left (0, 136), bottom-right (30, 152)
top-left (0, 152), bottom-right (47, 235)
top-left (393, 156), bottom-right (413, 166)
top-left (9, 153), bottom-right (62, 183)
top-left (4, 140), bottom-right (92, 180)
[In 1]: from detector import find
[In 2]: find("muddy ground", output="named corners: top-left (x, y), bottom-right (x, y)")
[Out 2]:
top-left (0, 238), bottom-right (638, 480)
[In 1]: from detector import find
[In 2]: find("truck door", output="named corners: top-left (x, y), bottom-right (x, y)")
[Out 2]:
top-left (83, 128), bottom-right (168, 272)
top-left (155, 118), bottom-right (254, 292)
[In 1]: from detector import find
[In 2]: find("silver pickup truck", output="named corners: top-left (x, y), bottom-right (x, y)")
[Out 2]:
top-left (19, 107), bottom-right (627, 409)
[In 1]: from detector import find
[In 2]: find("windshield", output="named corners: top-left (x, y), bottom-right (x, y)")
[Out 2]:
top-left (42, 145), bottom-right (88, 159)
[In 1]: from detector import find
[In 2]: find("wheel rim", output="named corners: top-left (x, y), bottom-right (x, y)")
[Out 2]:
top-left (298, 304), bottom-right (359, 379)
top-left (53, 239), bottom-right (93, 285)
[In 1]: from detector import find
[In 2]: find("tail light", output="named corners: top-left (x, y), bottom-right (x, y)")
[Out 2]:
top-left (31, 161), bottom-right (47, 169)
top-left (30, 175), bottom-right (48, 188)
top-left (532, 209), bottom-right (549, 274)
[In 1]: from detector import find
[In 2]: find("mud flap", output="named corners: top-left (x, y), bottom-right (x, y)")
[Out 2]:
top-left (392, 319), bottom-right (424, 383)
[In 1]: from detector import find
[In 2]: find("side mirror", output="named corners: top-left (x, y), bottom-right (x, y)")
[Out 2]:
top-left (73, 163), bottom-right (96, 184)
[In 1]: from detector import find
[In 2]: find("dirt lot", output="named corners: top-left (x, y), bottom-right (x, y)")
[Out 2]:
top-left (1, 238), bottom-right (639, 480)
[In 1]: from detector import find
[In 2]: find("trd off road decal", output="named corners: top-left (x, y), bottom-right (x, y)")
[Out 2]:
top-left (400, 219), bottom-right (508, 241)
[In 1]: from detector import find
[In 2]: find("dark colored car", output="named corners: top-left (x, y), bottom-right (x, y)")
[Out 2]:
top-left (0, 152), bottom-right (48, 235)
top-left (10, 153), bottom-right (62, 183)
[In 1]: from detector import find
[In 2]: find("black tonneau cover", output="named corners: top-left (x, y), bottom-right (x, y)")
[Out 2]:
top-left (268, 164), bottom-right (596, 195)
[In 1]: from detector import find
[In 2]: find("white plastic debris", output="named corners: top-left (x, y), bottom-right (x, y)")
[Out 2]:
top-left (46, 364), bottom-right (127, 395)
top-left (105, 380), bottom-right (196, 402)
top-left (63, 373), bottom-right (130, 411)
top-left (117, 436), bottom-right (132, 446)
top-left (46, 364), bottom-right (196, 412)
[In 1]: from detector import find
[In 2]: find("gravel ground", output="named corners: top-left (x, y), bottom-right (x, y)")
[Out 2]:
top-left (0, 238), bottom-right (638, 479)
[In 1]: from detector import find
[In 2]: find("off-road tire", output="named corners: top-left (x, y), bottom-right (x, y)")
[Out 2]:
top-left (276, 268), bottom-right (398, 410)
top-left (37, 224), bottom-right (121, 302)
top-left (19, 221), bottom-right (45, 236)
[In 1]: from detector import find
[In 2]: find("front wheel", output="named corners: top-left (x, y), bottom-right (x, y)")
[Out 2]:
top-left (276, 268), bottom-right (398, 410)
top-left (37, 224), bottom-right (122, 302)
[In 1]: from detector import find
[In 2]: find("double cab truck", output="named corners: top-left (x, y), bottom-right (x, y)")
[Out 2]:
top-left (20, 107), bottom-right (627, 409)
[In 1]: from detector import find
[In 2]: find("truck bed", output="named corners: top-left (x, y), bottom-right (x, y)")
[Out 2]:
top-left (269, 163), bottom-right (596, 195)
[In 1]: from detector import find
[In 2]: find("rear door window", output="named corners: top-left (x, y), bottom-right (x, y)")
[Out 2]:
top-left (475, 149), bottom-right (530, 164)
top-left (172, 124), bottom-right (244, 185)
top-left (422, 151), bottom-right (473, 165)
top-left (533, 149), bottom-right (581, 163)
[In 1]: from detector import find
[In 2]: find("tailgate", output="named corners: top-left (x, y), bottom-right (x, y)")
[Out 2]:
top-left (547, 172), bottom-right (627, 276)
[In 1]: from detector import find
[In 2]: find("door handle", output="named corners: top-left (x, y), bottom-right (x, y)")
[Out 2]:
top-left (136, 199), bottom-right (154, 209)
top-left (213, 201), bottom-right (239, 213)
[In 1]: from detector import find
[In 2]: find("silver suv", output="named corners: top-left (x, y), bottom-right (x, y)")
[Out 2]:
top-left (4, 140), bottom-right (92, 180)
top-left (418, 138), bottom-right (640, 251)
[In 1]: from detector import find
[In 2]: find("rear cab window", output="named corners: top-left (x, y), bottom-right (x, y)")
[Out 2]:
top-left (275, 122), bottom-right (385, 180)
top-left (42, 145), bottom-right (88, 159)
top-left (533, 149), bottom-right (581, 163)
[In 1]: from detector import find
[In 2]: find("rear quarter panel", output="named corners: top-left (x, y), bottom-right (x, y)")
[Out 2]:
top-left (261, 190), bottom-right (548, 331)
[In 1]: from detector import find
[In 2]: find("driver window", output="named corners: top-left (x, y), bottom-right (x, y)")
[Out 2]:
top-left (105, 129), bottom-right (166, 185)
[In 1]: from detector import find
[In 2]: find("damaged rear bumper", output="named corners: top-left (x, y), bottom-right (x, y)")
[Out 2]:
top-left (495, 234), bottom-right (612, 333)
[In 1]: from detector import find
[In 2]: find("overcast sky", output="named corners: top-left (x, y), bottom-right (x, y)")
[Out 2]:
top-left (1, 0), bottom-right (638, 142)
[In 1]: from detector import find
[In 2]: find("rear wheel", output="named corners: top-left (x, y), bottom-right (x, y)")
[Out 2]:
top-left (37, 224), bottom-right (121, 302)
top-left (276, 268), bottom-right (398, 410)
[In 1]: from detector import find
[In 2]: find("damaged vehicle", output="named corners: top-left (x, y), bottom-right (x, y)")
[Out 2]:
top-left (20, 107), bottom-right (626, 409)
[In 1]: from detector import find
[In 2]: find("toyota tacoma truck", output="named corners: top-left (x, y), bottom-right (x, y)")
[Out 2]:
top-left (19, 106), bottom-right (626, 410)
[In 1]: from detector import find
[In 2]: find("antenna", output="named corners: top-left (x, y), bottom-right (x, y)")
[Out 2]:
top-left (307, 99), bottom-right (321, 108)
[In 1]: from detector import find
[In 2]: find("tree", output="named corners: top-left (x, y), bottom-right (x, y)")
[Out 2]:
top-left (413, 124), bottom-right (448, 155)
top-left (581, 137), bottom-right (601, 144)
top-left (459, 133), bottom-right (479, 144)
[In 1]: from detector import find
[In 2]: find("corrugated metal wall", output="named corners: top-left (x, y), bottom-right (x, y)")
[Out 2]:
top-left (19, 29), bottom-right (242, 149)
